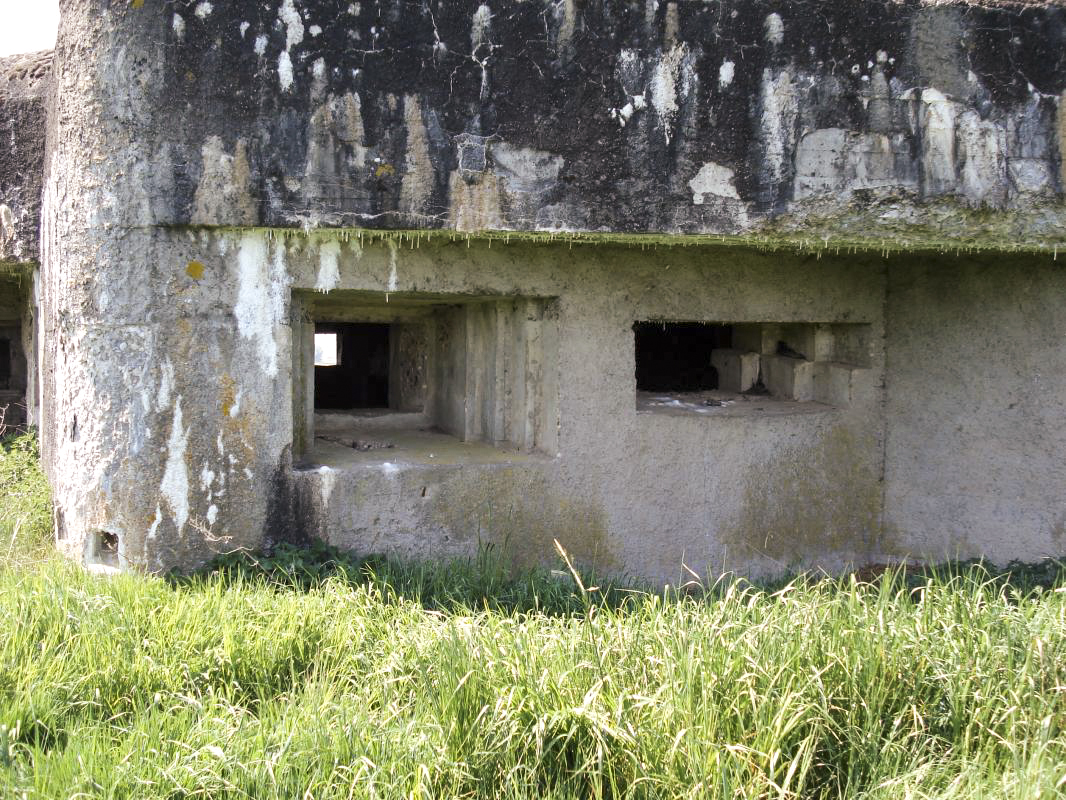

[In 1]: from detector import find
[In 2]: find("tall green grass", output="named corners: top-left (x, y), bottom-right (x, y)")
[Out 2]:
top-left (0, 432), bottom-right (52, 566)
top-left (2, 558), bottom-right (1065, 799)
top-left (1, 434), bottom-right (1065, 798)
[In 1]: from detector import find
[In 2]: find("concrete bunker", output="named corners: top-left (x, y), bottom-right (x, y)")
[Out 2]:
top-left (293, 290), bottom-right (560, 464)
top-left (635, 321), bottom-right (871, 416)
top-left (6, 0), bottom-right (1066, 581)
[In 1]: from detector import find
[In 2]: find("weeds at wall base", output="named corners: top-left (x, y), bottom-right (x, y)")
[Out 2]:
top-left (0, 430), bottom-right (52, 566)
top-left (3, 432), bottom-right (1066, 799)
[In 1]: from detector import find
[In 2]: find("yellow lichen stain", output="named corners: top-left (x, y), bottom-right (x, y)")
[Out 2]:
top-left (429, 467), bottom-right (617, 573)
top-left (717, 426), bottom-right (888, 576)
top-left (217, 374), bottom-right (256, 461)
top-left (219, 375), bottom-right (237, 417)
top-left (185, 260), bottom-right (205, 280)
top-left (132, 0), bottom-right (144, 8)
top-left (374, 163), bottom-right (396, 178)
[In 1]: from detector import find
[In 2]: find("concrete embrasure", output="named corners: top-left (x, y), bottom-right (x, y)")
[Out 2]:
top-left (7, 0), bottom-right (1063, 580)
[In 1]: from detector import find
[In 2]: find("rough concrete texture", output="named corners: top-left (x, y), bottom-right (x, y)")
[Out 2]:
top-left (31, 0), bottom-right (1066, 580)
top-left (52, 228), bottom-right (884, 580)
top-left (45, 0), bottom-right (1066, 250)
top-left (0, 51), bottom-right (50, 266)
top-left (884, 254), bottom-right (1066, 565)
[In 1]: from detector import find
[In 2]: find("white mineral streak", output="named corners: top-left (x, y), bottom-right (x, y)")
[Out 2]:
top-left (147, 506), bottom-right (163, 543)
top-left (688, 162), bottom-right (749, 226)
top-left (278, 50), bottom-right (294, 92)
top-left (195, 2), bottom-right (213, 19)
top-left (207, 505), bottom-right (219, 525)
top-left (387, 239), bottom-right (399, 292)
top-left (471, 4), bottom-right (492, 50)
top-left (255, 35), bottom-right (268, 55)
top-left (172, 14), bottom-right (186, 38)
top-left (652, 44), bottom-right (686, 143)
top-left (920, 88), bottom-right (957, 196)
top-left (316, 239), bottom-right (341, 292)
top-left (156, 359), bottom-right (174, 411)
top-left (794, 128), bottom-right (909, 200)
top-left (957, 111), bottom-right (1007, 207)
top-left (235, 233), bottom-right (286, 377)
top-left (275, 0), bottom-right (304, 91)
top-left (279, 0), bottom-right (305, 48)
top-left (318, 466), bottom-right (336, 506)
top-left (760, 68), bottom-right (798, 192)
top-left (471, 5), bottom-right (493, 100)
top-left (399, 94), bottom-right (433, 216)
top-left (160, 398), bottom-right (190, 533)
top-left (719, 60), bottom-right (735, 89)
top-left (764, 13), bottom-right (784, 45)
top-left (689, 162), bottom-right (742, 203)
top-left (558, 0), bottom-right (578, 52)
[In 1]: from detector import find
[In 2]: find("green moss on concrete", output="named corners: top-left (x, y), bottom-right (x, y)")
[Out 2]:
top-left (718, 426), bottom-right (886, 575)
top-left (179, 196), bottom-right (1066, 257)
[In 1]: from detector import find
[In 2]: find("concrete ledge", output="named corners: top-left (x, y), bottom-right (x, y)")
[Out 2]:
top-left (814, 362), bottom-right (855, 407)
top-left (711, 348), bottom-right (760, 393)
top-left (763, 355), bottom-right (815, 402)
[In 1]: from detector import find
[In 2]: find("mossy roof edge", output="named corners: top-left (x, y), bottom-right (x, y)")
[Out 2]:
top-left (168, 224), bottom-right (1066, 258)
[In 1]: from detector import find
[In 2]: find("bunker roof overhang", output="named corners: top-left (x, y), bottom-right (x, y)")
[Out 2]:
top-left (53, 0), bottom-right (1066, 256)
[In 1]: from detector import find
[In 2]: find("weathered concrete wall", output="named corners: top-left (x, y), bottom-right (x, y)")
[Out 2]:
top-left (57, 0), bottom-right (1066, 250)
top-left (0, 51), bottom-right (50, 265)
top-left (44, 221), bottom-right (887, 579)
top-left (39, 0), bottom-right (1066, 578)
top-left (0, 50), bottom-right (49, 429)
top-left (286, 238), bottom-right (889, 582)
top-left (883, 253), bottom-right (1066, 564)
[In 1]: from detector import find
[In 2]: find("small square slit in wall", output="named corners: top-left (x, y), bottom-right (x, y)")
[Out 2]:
top-left (315, 323), bottom-right (391, 409)
top-left (635, 321), bottom-right (871, 415)
top-left (313, 333), bottom-right (338, 367)
top-left (94, 530), bottom-right (119, 568)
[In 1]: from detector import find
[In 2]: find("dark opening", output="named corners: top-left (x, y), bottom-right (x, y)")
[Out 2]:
top-left (314, 323), bottom-right (391, 409)
top-left (634, 322), bottom-right (733, 392)
top-left (0, 339), bottom-right (9, 390)
top-left (95, 531), bottom-right (119, 567)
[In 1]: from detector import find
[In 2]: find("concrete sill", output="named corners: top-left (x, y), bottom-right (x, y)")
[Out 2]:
top-left (298, 424), bottom-right (550, 473)
top-left (636, 390), bottom-right (839, 418)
